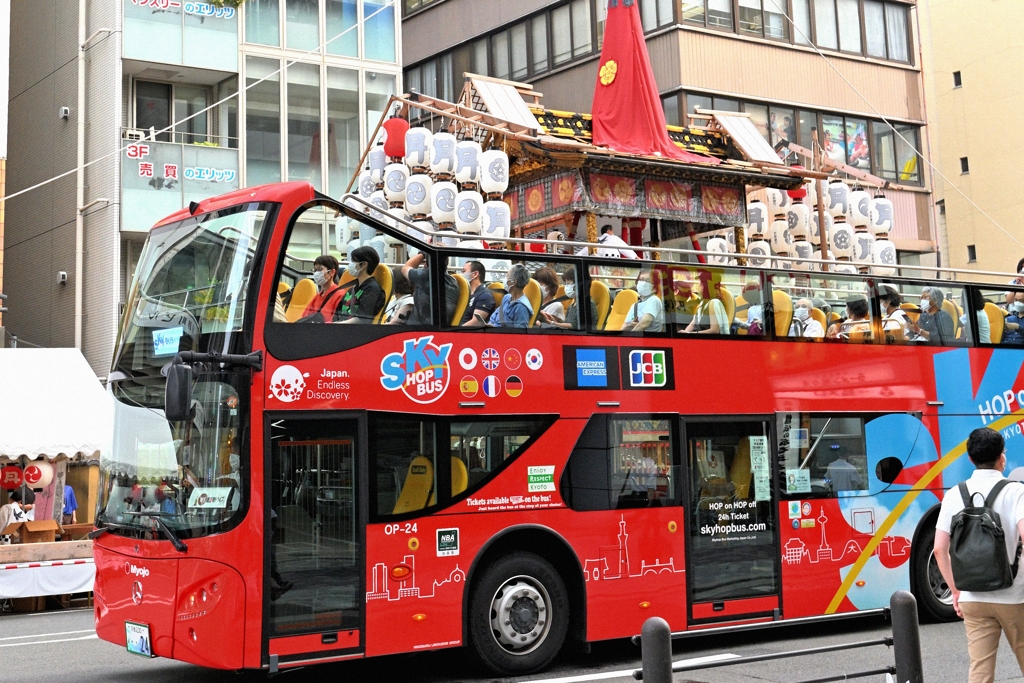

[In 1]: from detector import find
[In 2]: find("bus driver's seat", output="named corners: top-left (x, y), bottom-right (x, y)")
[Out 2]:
top-left (393, 455), bottom-right (435, 514)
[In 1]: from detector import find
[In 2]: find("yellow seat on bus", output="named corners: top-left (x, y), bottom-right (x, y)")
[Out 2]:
top-left (372, 263), bottom-right (393, 324)
top-left (524, 279), bottom-right (543, 326)
top-left (810, 307), bottom-right (827, 333)
top-left (277, 281), bottom-right (291, 295)
top-left (772, 289), bottom-right (793, 336)
top-left (450, 273), bottom-right (470, 326)
top-left (428, 457), bottom-right (471, 505)
top-left (605, 288), bottom-right (639, 331)
top-left (729, 437), bottom-right (752, 499)
top-left (719, 287), bottom-right (736, 329)
top-left (488, 281), bottom-right (505, 308)
top-left (393, 456), bottom-right (434, 515)
top-left (285, 278), bottom-right (317, 322)
top-left (985, 302), bottom-right (1005, 342)
top-left (591, 280), bottom-right (611, 329)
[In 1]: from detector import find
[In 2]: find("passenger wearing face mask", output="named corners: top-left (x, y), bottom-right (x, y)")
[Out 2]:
top-left (1005, 293), bottom-right (1024, 344)
top-left (493, 264), bottom-right (533, 328)
top-left (910, 286), bottom-right (954, 345)
top-left (297, 255), bottom-right (343, 323)
top-left (1005, 258), bottom-right (1024, 306)
top-left (534, 267), bottom-right (565, 325)
top-left (878, 285), bottom-right (910, 338)
top-left (333, 246), bottom-right (385, 324)
top-left (459, 260), bottom-right (496, 327)
top-left (624, 270), bottom-right (665, 332)
top-left (546, 268), bottom-right (594, 330)
top-left (789, 298), bottom-right (824, 338)
top-left (962, 289), bottom-right (991, 344)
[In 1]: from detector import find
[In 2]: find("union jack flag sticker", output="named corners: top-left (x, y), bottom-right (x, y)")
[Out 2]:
top-left (482, 348), bottom-right (500, 370)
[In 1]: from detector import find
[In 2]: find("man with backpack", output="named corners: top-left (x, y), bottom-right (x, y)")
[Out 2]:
top-left (934, 427), bottom-right (1024, 683)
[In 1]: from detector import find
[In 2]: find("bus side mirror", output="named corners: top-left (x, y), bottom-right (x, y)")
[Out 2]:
top-left (165, 363), bottom-right (194, 422)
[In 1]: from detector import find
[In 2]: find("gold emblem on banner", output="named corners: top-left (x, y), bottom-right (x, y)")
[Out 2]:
top-left (599, 60), bottom-right (618, 86)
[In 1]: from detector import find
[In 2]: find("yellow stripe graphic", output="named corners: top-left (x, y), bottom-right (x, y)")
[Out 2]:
top-left (825, 410), bottom-right (1024, 614)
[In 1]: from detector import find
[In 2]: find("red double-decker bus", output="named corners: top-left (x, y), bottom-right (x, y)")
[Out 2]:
top-left (92, 180), bottom-right (1024, 674)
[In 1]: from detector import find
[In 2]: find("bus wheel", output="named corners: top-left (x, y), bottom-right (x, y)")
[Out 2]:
top-left (912, 524), bottom-right (958, 622)
top-left (469, 552), bottom-right (569, 675)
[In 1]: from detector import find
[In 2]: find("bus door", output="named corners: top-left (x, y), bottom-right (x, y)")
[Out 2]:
top-left (682, 417), bottom-right (781, 625)
top-left (265, 414), bottom-right (365, 665)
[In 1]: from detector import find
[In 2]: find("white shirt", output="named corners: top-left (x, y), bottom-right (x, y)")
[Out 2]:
top-left (624, 295), bottom-right (664, 331)
top-left (577, 233), bottom-right (640, 259)
top-left (789, 316), bottom-right (824, 338)
top-left (936, 469), bottom-right (1024, 604)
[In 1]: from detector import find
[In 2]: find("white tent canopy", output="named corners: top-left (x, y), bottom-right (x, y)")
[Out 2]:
top-left (0, 349), bottom-right (113, 461)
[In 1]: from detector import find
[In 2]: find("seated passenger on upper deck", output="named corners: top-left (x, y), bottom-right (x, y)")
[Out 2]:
top-left (492, 264), bottom-right (533, 328)
top-left (545, 267), bottom-right (593, 330)
top-left (623, 270), bottom-right (664, 332)
top-left (682, 276), bottom-right (728, 335)
top-left (909, 286), bottom-right (954, 345)
top-left (334, 246), bottom-right (385, 324)
top-left (534, 267), bottom-right (565, 325)
top-left (1006, 292), bottom-right (1024, 344)
top-left (459, 260), bottom-right (496, 327)
top-left (384, 267), bottom-right (414, 324)
top-left (790, 298), bottom-right (824, 338)
top-left (297, 255), bottom-right (343, 323)
top-left (826, 296), bottom-right (871, 340)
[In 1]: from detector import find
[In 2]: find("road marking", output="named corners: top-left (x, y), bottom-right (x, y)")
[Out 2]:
top-left (523, 653), bottom-right (739, 683)
top-left (0, 634), bottom-right (98, 648)
top-left (0, 629), bottom-right (95, 642)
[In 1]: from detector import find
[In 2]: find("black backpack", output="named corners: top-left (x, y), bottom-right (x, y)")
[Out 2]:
top-left (949, 479), bottom-right (1022, 592)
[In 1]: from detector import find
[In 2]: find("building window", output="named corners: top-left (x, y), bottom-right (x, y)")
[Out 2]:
top-left (403, 0), bottom-right (443, 15)
top-left (326, 67), bottom-right (360, 197)
top-left (365, 0), bottom-right (397, 62)
top-left (245, 56), bottom-right (282, 186)
top-left (326, 0), bottom-right (359, 57)
top-left (885, 3), bottom-right (909, 61)
top-left (135, 81), bottom-right (173, 142)
top-left (662, 94), bottom-right (681, 126)
top-left (953, 71), bottom-right (962, 88)
top-left (571, 0), bottom-right (593, 58)
top-left (246, 0), bottom-right (280, 46)
top-left (960, 156), bottom-right (970, 174)
top-left (967, 245), bottom-right (977, 263)
top-left (286, 0), bottom-right (320, 51)
top-left (134, 81), bottom-right (215, 145)
top-left (532, 16), bottom-right (549, 74)
top-left (639, 0), bottom-right (675, 32)
top-left (863, 0), bottom-right (886, 56)
top-left (286, 62), bottom-right (322, 189)
top-left (792, 0), bottom-right (812, 44)
top-left (681, 1), bottom-right (706, 23)
top-left (365, 72), bottom-right (396, 142)
top-left (836, 0), bottom-right (862, 53)
top-left (814, 0), bottom-right (839, 50)
top-left (708, 0), bottom-right (733, 29)
top-left (173, 86), bottom-right (210, 144)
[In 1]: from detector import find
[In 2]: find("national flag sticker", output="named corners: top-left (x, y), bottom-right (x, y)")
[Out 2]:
top-left (504, 348), bottom-right (522, 370)
top-left (505, 375), bottom-right (523, 397)
top-left (460, 376), bottom-right (479, 398)
top-left (525, 348), bottom-right (543, 370)
top-left (482, 375), bottom-right (501, 398)
top-left (482, 348), bottom-right (500, 370)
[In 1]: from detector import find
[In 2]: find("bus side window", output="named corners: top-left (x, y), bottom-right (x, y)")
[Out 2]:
top-left (777, 414), bottom-right (872, 498)
top-left (370, 417), bottom-right (439, 517)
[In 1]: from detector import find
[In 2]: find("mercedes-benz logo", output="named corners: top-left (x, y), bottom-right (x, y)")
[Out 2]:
top-left (132, 581), bottom-right (143, 605)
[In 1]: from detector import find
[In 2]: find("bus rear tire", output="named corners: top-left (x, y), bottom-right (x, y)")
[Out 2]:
top-left (469, 552), bottom-right (570, 675)
top-left (913, 524), bottom-right (958, 622)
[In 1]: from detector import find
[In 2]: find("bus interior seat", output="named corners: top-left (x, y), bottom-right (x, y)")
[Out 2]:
top-left (488, 281), bottom-right (505, 308)
top-left (450, 273), bottom-right (470, 326)
top-left (942, 299), bottom-right (960, 337)
top-left (810, 307), bottom-right (827, 332)
top-left (277, 281), bottom-right (291, 294)
top-left (429, 457), bottom-right (471, 505)
top-left (772, 289), bottom-right (794, 336)
top-left (729, 437), bottom-right (752, 499)
top-left (900, 302), bottom-right (920, 324)
top-left (884, 325), bottom-right (906, 344)
top-left (719, 287), bottom-right (736, 329)
top-left (372, 263), bottom-right (393, 324)
top-left (524, 278), bottom-right (543, 326)
top-left (734, 294), bottom-right (749, 332)
top-left (605, 289), bottom-right (639, 331)
top-left (591, 280), bottom-right (611, 329)
top-left (393, 455), bottom-right (434, 515)
top-left (984, 301), bottom-right (1005, 342)
top-left (339, 270), bottom-right (356, 287)
top-left (285, 278), bottom-right (317, 322)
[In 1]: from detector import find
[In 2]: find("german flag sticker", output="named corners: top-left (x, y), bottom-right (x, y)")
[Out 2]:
top-left (460, 376), bottom-right (478, 398)
top-left (505, 375), bottom-right (523, 398)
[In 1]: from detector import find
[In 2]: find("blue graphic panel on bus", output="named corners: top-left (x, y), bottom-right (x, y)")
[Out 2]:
top-left (562, 346), bottom-right (621, 390)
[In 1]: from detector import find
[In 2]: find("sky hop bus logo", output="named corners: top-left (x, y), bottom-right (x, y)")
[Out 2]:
top-left (629, 350), bottom-right (667, 387)
top-left (380, 335), bottom-right (453, 404)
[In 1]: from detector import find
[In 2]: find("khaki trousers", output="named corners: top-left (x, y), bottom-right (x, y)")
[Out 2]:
top-left (961, 600), bottom-right (1024, 683)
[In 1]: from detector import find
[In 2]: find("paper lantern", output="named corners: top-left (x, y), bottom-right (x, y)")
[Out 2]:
top-left (871, 240), bottom-right (897, 276)
top-left (827, 180), bottom-right (851, 219)
top-left (358, 170), bottom-right (375, 199)
top-left (430, 132), bottom-right (457, 176)
top-left (726, 229), bottom-right (737, 253)
top-left (811, 211), bottom-right (833, 246)
top-left (431, 180), bottom-right (457, 224)
top-left (482, 200), bottom-right (511, 240)
top-left (770, 218), bottom-right (793, 255)
top-left (383, 163), bottom-right (409, 205)
top-left (23, 460), bottom-right (54, 489)
top-left (385, 207), bottom-right (410, 244)
top-left (346, 238), bottom-right (360, 261)
top-left (747, 240), bottom-right (773, 268)
top-left (454, 140), bottom-right (482, 186)
top-left (405, 127), bottom-right (433, 170)
top-left (792, 240), bottom-right (814, 270)
top-left (747, 200), bottom-right (768, 238)
top-left (479, 149), bottom-right (509, 196)
top-left (436, 228), bottom-right (460, 248)
top-left (830, 223), bottom-right (854, 259)
top-left (457, 239), bottom-right (486, 251)
top-left (367, 235), bottom-right (387, 261)
top-left (849, 189), bottom-right (871, 228)
top-left (854, 232), bottom-right (875, 264)
top-left (359, 222), bottom-right (377, 243)
top-left (369, 190), bottom-right (389, 222)
top-left (411, 220), bottom-right (433, 245)
top-left (405, 174), bottom-right (432, 218)
top-left (454, 190), bottom-right (483, 234)
top-left (787, 179), bottom-right (808, 201)
top-left (706, 237), bottom-right (731, 265)
top-left (368, 146), bottom-right (387, 185)
top-left (812, 249), bottom-right (835, 272)
top-left (869, 195), bottom-right (894, 236)
top-left (833, 262), bottom-right (858, 275)
top-left (0, 465), bottom-right (22, 490)
top-left (382, 116), bottom-right (410, 159)
top-left (786, 203), bottom-right (810, 240)
top-left (766, 188), bottom-right (790, 215)
top-left (805, 179), bottom-right (818, 208)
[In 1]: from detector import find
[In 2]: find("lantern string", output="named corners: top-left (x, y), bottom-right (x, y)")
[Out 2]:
top-left (0, 1), bottom-right (397, 205)
top-left (776, 5), bottom-right (1023, 251)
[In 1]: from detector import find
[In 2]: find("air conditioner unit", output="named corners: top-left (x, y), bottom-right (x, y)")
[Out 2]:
top-left (124, 129), bottom-right (145, 141)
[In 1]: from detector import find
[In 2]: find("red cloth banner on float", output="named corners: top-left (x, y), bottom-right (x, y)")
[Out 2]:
top-left (591, 0), bottom-right (718, 164)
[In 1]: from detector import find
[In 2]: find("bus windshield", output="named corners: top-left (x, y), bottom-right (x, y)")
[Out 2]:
top-left (99, 202), bottom-right (272, 540)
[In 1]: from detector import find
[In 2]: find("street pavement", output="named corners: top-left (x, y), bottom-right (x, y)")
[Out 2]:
top-left (2, 607), bottom-right (1022, 682)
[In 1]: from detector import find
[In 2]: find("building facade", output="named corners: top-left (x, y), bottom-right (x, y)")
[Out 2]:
top-left (6, 0), bottom-right (401, 374)
top-left (402, 0), bottom-right (936, 261)
top-left (919, 0), bottom-right (1022, 277)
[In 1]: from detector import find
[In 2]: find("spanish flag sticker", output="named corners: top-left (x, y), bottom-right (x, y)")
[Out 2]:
top-left (505, 375), bottom-right (523, 398)
top-left (460, 376), bottom-right (478, 398)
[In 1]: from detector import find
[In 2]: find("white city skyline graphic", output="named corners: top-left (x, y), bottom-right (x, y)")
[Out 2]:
top-left (783, 507), bottom-right (909, 566)
top-left (365, 554), bottom-right (466, 602)
top-left (581, 516), bottom-right (684, 582)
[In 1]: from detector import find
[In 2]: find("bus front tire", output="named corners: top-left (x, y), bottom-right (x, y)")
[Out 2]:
top-left (468, 552), bottom-right (570, 675)
top-left (912, 524), bottom-right (958, 622)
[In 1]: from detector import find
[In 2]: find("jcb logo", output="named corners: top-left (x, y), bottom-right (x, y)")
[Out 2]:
top-left (629, 350), bottom-right (666, 387)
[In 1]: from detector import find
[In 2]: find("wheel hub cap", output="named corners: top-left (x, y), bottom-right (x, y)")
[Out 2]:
top-left (927, 549), bottom-right (954, 605)
top-left (489, 576), bottom-right (551, 655)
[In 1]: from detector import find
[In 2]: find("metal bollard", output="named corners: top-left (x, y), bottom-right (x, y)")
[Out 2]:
top-left (640, 616), bottom-right (673, 683)
top-left (890, 590), bottom-right (924, 683)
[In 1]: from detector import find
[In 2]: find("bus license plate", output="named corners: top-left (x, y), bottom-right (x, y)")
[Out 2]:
top-left (125, 621), bottom-right (154, 658)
